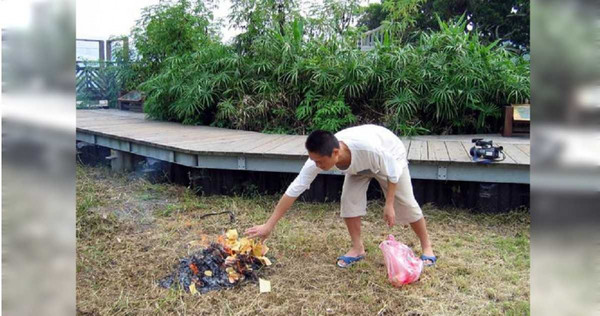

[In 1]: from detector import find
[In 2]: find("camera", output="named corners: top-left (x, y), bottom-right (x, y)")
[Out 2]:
top-left (469, 138), bottom-right (505, 162)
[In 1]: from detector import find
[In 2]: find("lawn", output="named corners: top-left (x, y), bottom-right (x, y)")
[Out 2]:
top-left (76, 165), bottom-right (530, 315)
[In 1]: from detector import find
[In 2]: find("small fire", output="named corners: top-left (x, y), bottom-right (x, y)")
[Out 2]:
top-left (159, 229), bottom-right (272, 294)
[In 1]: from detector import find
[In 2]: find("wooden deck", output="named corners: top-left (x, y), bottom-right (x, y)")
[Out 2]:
top-left (76, 109), bottom-right (530, 183)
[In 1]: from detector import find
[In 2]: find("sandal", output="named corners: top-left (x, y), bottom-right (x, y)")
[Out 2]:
top-left (336, 255), bottom-right (365, 268)
top-left (420, 254), bottom-right (437, 267)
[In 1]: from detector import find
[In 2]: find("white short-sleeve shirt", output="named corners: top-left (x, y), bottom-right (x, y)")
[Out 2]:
top-left (285, 125), bottom-right (408, 197)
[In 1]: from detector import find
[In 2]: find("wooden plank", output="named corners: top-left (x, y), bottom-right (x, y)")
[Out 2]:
top-left (497, 143), bottom-right (530, 165)
top-left (80, 123), bottom-right (257, 151)
top-left (78, 110), bottom-right (144, 119)
top-left (247, 135), bottom-right (296, 154)
top-left (82, 122), bottom-right (174, 133)
top-left (277, 136), bottom-right (307, 156)
top-left (401, 139), bottom-right (410, 152)
top-left (93, 123), bottom-right (249, 141)
top-left (76, 118), bottom-right (136, 125)
top-left (266, 136), bottom-right (307, 155)
top-left (89, 109), bottom-right (144, 118)
top-left (445, 141), bottom-right (471, 162)
top-left (133, 131), bottom-right (228, 146)
top-left (76, 114), bottom-right (140, 122)
top-left (408, 140), bottom-right (427, 161)
top-left (239, 135), bottom-right (288, 153)
top-left (76, 110), bottom-right (531, 167)
top-left (272, 135), bottom-right (306, 154)
top-left (180, 134), bottom-right (283, 153)
top-left (427, 140), bottom-right (450, 161)
top-left (288, 147), bottom-right (308, 156)
top-left (157, 128), bottom-right (250, 143)
top-left (76, 113), bottom-right (112, 120)
top-left (170, 133), bottom-right (258, 148)
top-left (77, 119), bottom-right (147, 129)
top-left (78, 125), bottom-right (184, 141)
top-left (403, 140), bottom-right (411, 161)
top-left (139, 130), bottom-right (246, 146)
top-left (515, 144), bottom-right (530, 157)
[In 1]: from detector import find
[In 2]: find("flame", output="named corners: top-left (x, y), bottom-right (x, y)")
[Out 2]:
top-left (189, 263), bottom-right (199, 275)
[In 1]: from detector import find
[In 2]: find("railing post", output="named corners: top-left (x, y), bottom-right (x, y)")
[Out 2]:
top-left (106, 40), bottom-right (112, 62)
top-left (98, 40), bottom-right (105, 61)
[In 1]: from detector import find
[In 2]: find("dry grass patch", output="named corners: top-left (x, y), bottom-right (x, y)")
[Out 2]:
top-left (77, 165), bottom-right (530, 315)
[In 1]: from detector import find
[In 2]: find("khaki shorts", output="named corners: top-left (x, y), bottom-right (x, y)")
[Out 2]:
top-left (340, 166), bottom-right (423, 224)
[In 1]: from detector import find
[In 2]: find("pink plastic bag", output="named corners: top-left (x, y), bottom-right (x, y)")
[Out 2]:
top-left (379, 234), bottom-right (423, 287)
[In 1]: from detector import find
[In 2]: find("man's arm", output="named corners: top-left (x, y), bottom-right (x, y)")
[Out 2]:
top-left (245, 194), bottom-right (297, 239)
top-left (266, 194), bottom-right (297, 229)
top-left (245, 159), bottom-right (319, 239)
top-left (383, 180), bottom-right (397, 227)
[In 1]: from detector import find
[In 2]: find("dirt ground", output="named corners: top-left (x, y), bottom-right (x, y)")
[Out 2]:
top-left (76, 164), bottom-right (530, 315)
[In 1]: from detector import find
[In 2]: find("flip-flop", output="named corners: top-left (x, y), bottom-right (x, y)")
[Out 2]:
top-left (420, 254), bottom-right (437, 267)
top-left (336, 255), bottom-right (365, 268)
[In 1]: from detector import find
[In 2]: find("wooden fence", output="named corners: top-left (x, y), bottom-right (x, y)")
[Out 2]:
top-left (76, 38), bottom-right (129, 105)
top-left (76, 61), bottom-right (124, 106)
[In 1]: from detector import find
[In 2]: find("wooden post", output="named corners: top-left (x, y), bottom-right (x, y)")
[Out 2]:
top-left (106, 37), bottom-right (129, 62)
top-left (107, 150), bottom-right (133, 172)
top-left (98, 40), bottom-right (105, 61)
top-left (106, 40), bottom-right (112, 62)
top-left (123, 37), bottom-right (129, 61)
top-left (502, 105), bottom-right (513, 137)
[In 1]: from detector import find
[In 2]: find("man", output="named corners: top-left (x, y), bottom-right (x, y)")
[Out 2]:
top-left (245, 125), bottom-right (436, 267)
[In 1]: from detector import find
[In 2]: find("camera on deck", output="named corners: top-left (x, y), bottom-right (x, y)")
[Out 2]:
top-left (469, 138), bottom-right (505, 162)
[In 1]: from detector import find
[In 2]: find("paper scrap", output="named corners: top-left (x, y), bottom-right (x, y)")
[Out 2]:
top-left (259, 278), bottom-right (271, 293)
top-left (189, 283), bottom-right (198, 295)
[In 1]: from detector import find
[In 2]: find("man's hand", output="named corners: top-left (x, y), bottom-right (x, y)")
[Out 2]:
top-left (383, 204), bottom-right (396, 227)
top-left (245, 223), bottom-right (273, 240)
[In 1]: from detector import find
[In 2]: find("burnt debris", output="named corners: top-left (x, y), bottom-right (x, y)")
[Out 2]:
top-left (159, 230), bottom-right (272, 294)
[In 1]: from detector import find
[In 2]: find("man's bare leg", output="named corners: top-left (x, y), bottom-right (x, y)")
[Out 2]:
top-left (410, 217), bottom-right (435, 264)
top-left (338, 216), bottom-right (366, 267)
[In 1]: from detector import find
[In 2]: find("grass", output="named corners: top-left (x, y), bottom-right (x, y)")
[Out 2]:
top-left (76, 164), bottom-right (530, 315)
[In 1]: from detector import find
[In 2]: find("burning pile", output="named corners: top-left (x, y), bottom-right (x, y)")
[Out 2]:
top-left (159, 229), bottom-right (272, 294)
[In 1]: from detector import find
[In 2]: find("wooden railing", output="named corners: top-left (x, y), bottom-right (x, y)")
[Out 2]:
top-left (76, 61), bottom-right (124, 106)
top-left (76, 37), bottom-right (129, 106)
top-left (357, 25), bottom-right (384, 51)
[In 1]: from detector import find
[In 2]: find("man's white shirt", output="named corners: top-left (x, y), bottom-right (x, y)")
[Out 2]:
top-left (285, 125), bottom-right (408, 197)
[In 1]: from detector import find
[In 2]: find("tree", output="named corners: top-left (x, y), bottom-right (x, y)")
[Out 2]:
top-left (229, 0), bottom-right (298, 53)
top-left (131, 0), bottom-right (218, 82)
top-left (307, 0), bottom-right (363, 39)
top-left (357, 2), bottom-right (389, 30)
top-left (414, 0), bottom-right (530, 53)
top-left (356, 0), bottom-right (530, 53)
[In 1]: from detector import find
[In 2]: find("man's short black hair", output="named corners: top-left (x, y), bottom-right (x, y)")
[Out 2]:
top-left (305, 130), bottom-right (340, 156)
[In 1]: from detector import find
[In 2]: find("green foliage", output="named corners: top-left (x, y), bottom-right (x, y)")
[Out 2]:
top-left (229, 0), bottom-right (298, 52)
top-left (358, 0), bottom-right (530, 53)
top-left (414, 0), bottom-right (530, 53)
top-left (108, 37), bottom-right (138, 92)
top-left (383, 0), bottom-right (426, 27)
top-left (357, 2), bottom-right (388, 30)
top-left (308, 0), bottom-right (363, 36)
top-left (130, 1), bottom-right (529, 136)
top-left (131, 0), bottom-right (218, 85)
top-left (298, 96), bottom-right (357, 132)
